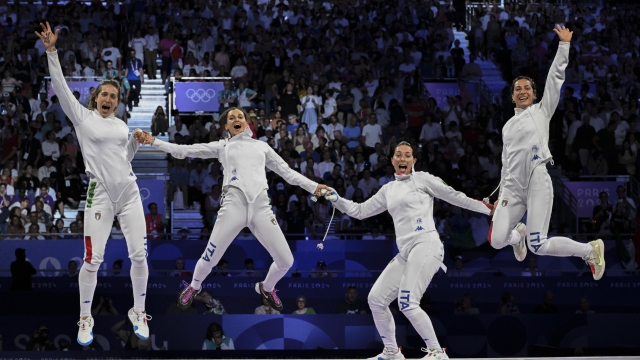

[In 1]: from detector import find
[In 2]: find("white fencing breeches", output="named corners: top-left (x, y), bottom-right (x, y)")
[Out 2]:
top-left (83, 180), bottom-right (147, 265)
top-left (191, 186), bottom-right (293, 291)
top-left (368, 232), bottom-right (445, 352)
top-left (489, 164), bottom-right (592, 258)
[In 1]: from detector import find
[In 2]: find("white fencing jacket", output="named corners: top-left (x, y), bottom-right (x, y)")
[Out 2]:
top-left (154, 127), bottom-right (318, 203)
top-left (332, 171), bottom-right (491, 258)
top-left (48, 50), bottom-right (139, 202)
top-left (501, 41), bottom-right (569, 189)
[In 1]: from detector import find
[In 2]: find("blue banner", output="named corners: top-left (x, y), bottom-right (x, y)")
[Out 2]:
top-left (48, 80), bottom-right (101, 105)
top-left (174, 82), bottom-right (225, 112)
top-left (136, 179), bottom-right (166, 216)
top-left (1, 314), bottom-right (638, 355)
top-left (564, 181), bottom-right (625, 217)
top-left (0, 239), bottom-right (623, 279)
top-left (424, 82), bottom-right (476, 110)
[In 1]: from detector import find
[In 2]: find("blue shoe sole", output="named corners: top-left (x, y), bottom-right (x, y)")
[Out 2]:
top-left (77, 333), bottom-right (93, 346)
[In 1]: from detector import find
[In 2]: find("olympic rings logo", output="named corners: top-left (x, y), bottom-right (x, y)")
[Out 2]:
top-left (185, 88), bottom-right (217, 103)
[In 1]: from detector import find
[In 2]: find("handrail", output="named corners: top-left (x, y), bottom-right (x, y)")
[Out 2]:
top-left (551, 172), bottom-right (579, 232)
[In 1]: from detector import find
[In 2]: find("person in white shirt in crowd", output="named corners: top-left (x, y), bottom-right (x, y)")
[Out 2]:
top-left (167, 115), bottom-right (190, 142)
top-left (322, 89), bottom-right (338, 120)
top-left (317, 151), bottom-right (336, 178)
top-left (128, 30), bottom-right (147, 64)
top-left (322, 141), bottom-right (493, 360)
top-left (419, 114), bottom-right (444, 148)
top-left (101, 39), bottom-right (122, 69)
top-left (236, 82), bottom-right (258, 111)
top-left (325, 114), bottom-right (344, 140)
top-left (444, 121), bottom-right (462, 147)
top-left (41, 130), bottom-right (60, 161)
top-left (135, 107), bottom-right (332, 314)
top-left (144, 27), bottom-right (159, 80)
top-left (362, 113), bottom-right (383, 158)
top-left (299, 86), bottom-right (321, 131)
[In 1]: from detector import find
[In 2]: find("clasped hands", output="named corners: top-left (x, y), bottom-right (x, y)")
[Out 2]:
top-left (133, 129), bottom-right (154, 145)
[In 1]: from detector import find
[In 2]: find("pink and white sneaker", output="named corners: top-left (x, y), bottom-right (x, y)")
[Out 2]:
top-left (177, 280), bottom-right (201, 309)
top-left (420, 347), bottom-right (449, 359)
top-left (255, 282), bottom-right (283, 311)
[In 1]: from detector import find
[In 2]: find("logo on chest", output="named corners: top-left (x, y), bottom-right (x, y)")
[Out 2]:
top-left (531, 145), bottom-right (540, 161)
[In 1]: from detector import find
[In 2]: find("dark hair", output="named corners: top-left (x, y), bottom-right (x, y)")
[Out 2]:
top-left (219, 107), bottom-right (250, 137)
top-left (510, 76), bottom-right (537, 96)
top-left (394, 141), bottom-right (414, 155)
top-left (205, 322), bottom-right (224, 340)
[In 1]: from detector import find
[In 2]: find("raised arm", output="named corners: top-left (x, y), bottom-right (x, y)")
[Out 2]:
top-left (265, 145), bottom-right (318, 194)
top-left (152, 138), bottom-right (223, 160)
top-left (539, 25), bottom-right (572, 118)
top-left (37, 22), bottom-right (90, 126)
top-left (417, 172), bottom-right (491, 215)
top-left (331, 186), bottom-right (388, 220)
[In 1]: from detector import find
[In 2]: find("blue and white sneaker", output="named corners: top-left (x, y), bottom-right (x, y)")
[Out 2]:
top-left (367, 347), bottom-right (405, 360)
top-left (77, 316), bottom-right (94, 345)
top-left (128, 308), bottom-right (152, 340)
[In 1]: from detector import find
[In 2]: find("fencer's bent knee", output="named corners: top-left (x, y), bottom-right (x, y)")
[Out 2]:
top-left (368, 291), bottom-right (387, 312)
top-left (275, 252), bottom-right (294, 270)
top-left (82, 261), bottom-right (101, 272)
top-left (131, 259), bottom-right (147, 268)
top-left (488, 225), bottom-right (511, 249)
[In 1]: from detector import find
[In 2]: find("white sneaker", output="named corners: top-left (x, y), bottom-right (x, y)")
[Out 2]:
top-left (77, 316), bottom-right (94, 345)
top-left (420, 347), bottom-right (449, 359)
top-left (584, 239), bottom-right (605, 280)
top-left (512, 222), bottom-right (527, 262)
top-left (128, 308), bottom-right (152, 340)
top-left (367, 347), bottom-right (405, 360)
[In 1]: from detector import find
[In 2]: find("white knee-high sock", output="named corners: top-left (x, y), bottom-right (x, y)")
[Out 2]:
top-left (130, 260), bottom-right (148, 312)
top-left (536, 237), bottom-right (593, 258)
top-left (403, 308), bottom-right (441, 351)
top-left (190, 258), bottom-right (215, 289)
top-left (262, 261), bottom-right (291, 292)
top-left (371, 307), bottom-right (398, 352)
top-left (507, 229), bottom-right (521, 246)
top-left (79, 262), bottom-right (99, 317)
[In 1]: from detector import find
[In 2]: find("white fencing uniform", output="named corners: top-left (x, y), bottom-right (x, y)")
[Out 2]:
top-left (48, 50), bottom-right (148, 315)
top-left (490, 42), bottom-right (592, 260)
top-left (332, 171), bottom-right (490, 352)
top-left (153, 127), bottom-right (318, 291)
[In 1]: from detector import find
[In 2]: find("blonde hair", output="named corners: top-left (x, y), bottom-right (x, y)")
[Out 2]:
top-left (87, 79), bottom-right (121, 111)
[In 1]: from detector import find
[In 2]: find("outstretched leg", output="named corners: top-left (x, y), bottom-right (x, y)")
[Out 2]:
top-left (526, 167), bottom-right (602, 278)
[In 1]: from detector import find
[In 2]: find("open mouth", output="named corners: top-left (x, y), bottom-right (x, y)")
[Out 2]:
top-left (518, 96), bottom-right (528, 102)
top-left (398, 164), bottom-right (408, 172)
top-left (101, 104), bottom-right (110, 111)
top-left (233, 123), bottom-right (241, 130)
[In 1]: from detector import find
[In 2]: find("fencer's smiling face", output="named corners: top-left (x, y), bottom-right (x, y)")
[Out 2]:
top-left (225, 109), bottom-right (248, 137)
top-left (392, 144), bottom-right (416, 175)
top-left (512, 79), bottom-right (536, 109)
top-left (96, 84), bottom-right (119, 117)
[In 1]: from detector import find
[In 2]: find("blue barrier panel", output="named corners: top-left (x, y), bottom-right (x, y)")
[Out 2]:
top-left (2, 314), bottom-right (639, 355)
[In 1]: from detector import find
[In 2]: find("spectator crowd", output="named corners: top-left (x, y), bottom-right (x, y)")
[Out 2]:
top-left (0, 0), bottom-right (639, 247)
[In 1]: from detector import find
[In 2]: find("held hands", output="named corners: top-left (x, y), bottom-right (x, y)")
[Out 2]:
top-left (553, 24), bottom-right (573, 43)
top-left (35, 22), bottom-right (59, 52)
top-left (314, 184), bottom-right (333, 197)
top-left (322, 188), bottom-right (339, 203)
top-left (133, 129), bottom-right (154, 145)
